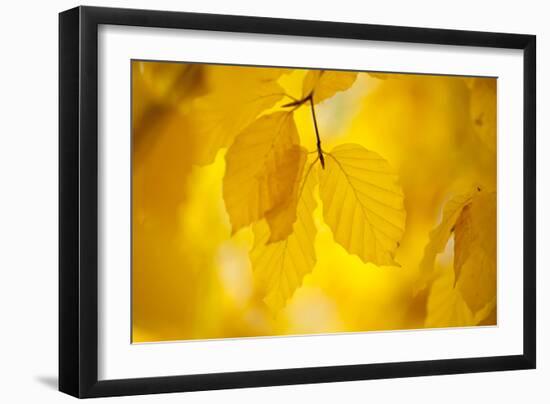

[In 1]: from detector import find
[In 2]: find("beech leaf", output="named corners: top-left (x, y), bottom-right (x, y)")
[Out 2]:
top-left (223, 112), bottom-right (301, 234)
top-left (319, 143), bottom-right (406, 266)
top-left (250, 163), bottom-right (318, 312)
top-left (302, 70), bottom-right (358, 104)
top-left (191, 68), bottom-right (286, 165)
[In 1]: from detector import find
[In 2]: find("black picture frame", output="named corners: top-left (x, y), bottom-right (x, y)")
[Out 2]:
top-left (59, 5), bottom-right (536, 398)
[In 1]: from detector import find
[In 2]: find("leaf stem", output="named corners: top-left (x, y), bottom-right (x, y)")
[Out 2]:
top-left (308, 95), bottom-right (325, 169)
top-left (281, 97), bottom-right (308, 108)
top-left (281, 92), bottom-right (325, 168)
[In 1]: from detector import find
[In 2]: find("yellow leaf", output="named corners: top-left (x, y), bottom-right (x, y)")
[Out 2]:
top-left (250, 163), bottom-right (318, 312)
top-left (453, 204), bottom-right (474, 280)
top-left (319, 144), bottom-right (406, 266)
top-left (425, 268), bottom-right (496, 329)
top-left (454, 191), bottom-right (497, 312)
top-left (132, 62), bottom-right (207, 161)
top-left (418, 190), bottom-right (476, 284)
top-left (223, 112), bottom-right (301, 234)
top-left (190, 67), bottom-right (286, 165)
top-left (425, 266), bottom-right (476, 328)
top-left (425, 255), bottom-right (496, 328)
top-left (264, 146), bottom-right (308, 243)
top-left (134, 61), bottom-right (206, 106)
top-left (420, 188), bottom-right (496, 313)
top-left (456, 247), bottom-right (496, 312)
top-left (302, 70), bottom-right (358, 104)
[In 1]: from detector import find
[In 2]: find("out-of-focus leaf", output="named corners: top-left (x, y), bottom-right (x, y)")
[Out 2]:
top-left (426, 266), bottom-right (496, 328)
top-left (454, 191), bottom-right (497, 312)
top-left (425, 266), bottom-right (475, 328)
top-left (420, 188), bottom-right (496, 313)
top-left (319, 143), bottom-right (406, 266)
top-left (132, 61), bottom-right (207, 161)
top-left (191, 67), bottom-right (287, 165)
top-left (135, 61), bottom-right (206, 106)
top-left (417, 190), bottom-right (476, 288)
top-left (468, 78), bottom-right (497, 153)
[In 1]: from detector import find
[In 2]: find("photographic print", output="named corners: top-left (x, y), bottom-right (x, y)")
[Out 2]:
top-left (131, 61), bottom-right (497, 343)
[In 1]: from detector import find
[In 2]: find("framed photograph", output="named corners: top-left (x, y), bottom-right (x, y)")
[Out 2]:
top-left (59, 6), bottom-right (536, 398)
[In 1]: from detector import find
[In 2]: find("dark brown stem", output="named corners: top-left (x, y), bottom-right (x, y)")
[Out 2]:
top-left (308, 95), bottom-right (325, 169)
top-left (281, 97), bottom-right (309, 108)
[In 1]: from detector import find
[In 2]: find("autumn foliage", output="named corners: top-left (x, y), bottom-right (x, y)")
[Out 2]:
top-left (132, 61), bottom-right (497, 342)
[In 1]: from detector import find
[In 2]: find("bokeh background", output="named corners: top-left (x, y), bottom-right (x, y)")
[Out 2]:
top-left (132, 61), bottom-right (496, 343)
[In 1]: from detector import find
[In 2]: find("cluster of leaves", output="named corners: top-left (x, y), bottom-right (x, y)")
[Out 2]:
top-left (362, 73), bottom-right (498, 325)
top-left (180, 68), bottom-right (497, 324)
top-left (419, 188), bottom-right (496, 316)
top-left (418, 76), bottom-right (498, 324)
top-left (190, 69), bottom-right (407, 312)
top-left (133, 61), bottom-right (499, 338)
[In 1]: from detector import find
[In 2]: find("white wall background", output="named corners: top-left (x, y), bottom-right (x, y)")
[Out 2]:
top-left (0, 0), bottom-right (546, 402)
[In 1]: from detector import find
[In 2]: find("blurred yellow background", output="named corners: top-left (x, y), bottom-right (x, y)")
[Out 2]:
top-left (132, 61), bottom-right (496, 343)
